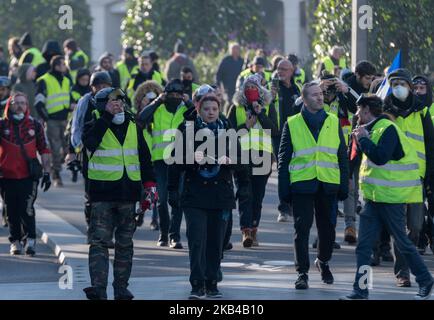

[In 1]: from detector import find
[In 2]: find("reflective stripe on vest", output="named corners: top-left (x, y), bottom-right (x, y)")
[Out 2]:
top-left (151, 104), bottom-right (187, 161)
top-left (235, 106), bottom-right (273, 154)
top-left (88, 111), bottom-right (141, 181)
top-left (394, 108), bottom-right (427, 177)
top-left (116, 62), bottom-right (139, 90)
top-left (37, 73), bottom-right (71, 115)
top-left (359, 118), bottom-right (422, 204)
top-left (19, 47), bottom-right (45, 67)
top-left (323, 56), bottom-right (346, 74)
top-left (287, 113), bottom-right (340, 185)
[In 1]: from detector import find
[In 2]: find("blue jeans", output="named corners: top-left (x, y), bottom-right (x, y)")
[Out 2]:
top-left (353, 201), bottom-right (433, 297)
top-left (154, 160), bottom-right (183, 242)
top-left (393, 203), bottom-right (426, 278)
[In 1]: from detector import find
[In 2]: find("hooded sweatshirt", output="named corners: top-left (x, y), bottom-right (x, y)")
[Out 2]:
top-left (36, 40), bottom-right (62, 78)
top-left (71, 69), bottom-right (91, 103)
top-left (13, 63), bottom-right (37, 117)
top-left (0, 97), bottom-right (50, 179)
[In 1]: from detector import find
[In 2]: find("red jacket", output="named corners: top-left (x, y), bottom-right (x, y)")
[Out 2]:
top-left (0, 97), bottom-right (50, 179)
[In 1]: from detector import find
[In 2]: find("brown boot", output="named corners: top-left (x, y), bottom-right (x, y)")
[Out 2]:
top-left (241, 229), bottom-right (253, 248)
top-left (344, 226), bottom-right (357, 244)
top-left (52, 170), bottom-right (63, 187)
top-left (251, 228), bottom-right (259, 247)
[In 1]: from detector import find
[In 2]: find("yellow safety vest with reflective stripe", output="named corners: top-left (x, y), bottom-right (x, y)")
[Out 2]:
top-left (19, 47), bottom-right (45, 67)
top-left (68, 50), bottom-right (89, 82)
top-left (287, 113), bottom-right (340, 185)
top-left (240, 69), bottom-right (272, 83)
top-left (394, 108), bottom-right (427, 177)
top-left (127, 70), bottom-right (164, 100)
top-left (88, 111), bottom-right (140, 182)
top-left (294, 68), bottom-right (306, 86)
top-left (323, 100), bottom-right (352, 145)
top-left (273, 84), bottom-right (302, 131)
top-left (235, 106), bottom-right (273, 154)
top-left (37, 73), bottom-right (71, 115)
top-left (116, 61), bottom-right (140, 90)
top-left (429, 103), bottom-right (434, 119)
top-left (323, 56), bottom-right (346, 75)
top-left (359, 118), bottom-right (422, 203)
top-left (151, 104), bottom-right (187, 162)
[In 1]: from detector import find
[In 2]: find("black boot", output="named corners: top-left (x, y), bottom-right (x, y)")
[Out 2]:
top-left (114, 287), bottom-right (134, 300)
top-left (83, 287), bottom-right (107, 300)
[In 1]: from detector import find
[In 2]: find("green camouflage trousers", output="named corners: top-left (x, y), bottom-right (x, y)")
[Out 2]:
top-left (88, 201), bottom-right (136, 289)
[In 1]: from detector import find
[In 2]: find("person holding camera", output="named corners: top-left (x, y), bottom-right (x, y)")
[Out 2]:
top-left (138, 79), bottom-right (194, 249)
top-left (342, 95), bottom-right (433, 300)
top-left (227, 74), bottom-right (278, 247)
top-left (320, 73), bottom-right (358, 244)
top-left (0, 92), bottom-right (52, 256)
top-left (168, 93), bottom-right (249, 299)
top-left (82, 87), bottom-right (156, 300)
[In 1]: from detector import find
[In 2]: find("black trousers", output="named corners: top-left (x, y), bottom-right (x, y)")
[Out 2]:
top-left (2, 178), bottom-right (38, 242)
top-left (292, 187), bottom-right (337, 273)
top-left (238, 172), bottom-right (270, 229)
top-left (184, 207), bottom-right (229, 287)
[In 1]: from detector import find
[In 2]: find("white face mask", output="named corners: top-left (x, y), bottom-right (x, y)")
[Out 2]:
top-left (112, 112), bottom-right (125, 125)
top-left (13, 112), bottom-right (25, 121)
top-left (392, 85), bottom-right (409, 101)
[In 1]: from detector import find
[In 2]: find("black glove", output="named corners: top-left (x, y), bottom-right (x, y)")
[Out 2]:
top-left (168, 190), bottom-right (180, 208)
top-left (40, 172), bottom-right (51, 192)
top-left (134, 207), bottom-right (145, 227)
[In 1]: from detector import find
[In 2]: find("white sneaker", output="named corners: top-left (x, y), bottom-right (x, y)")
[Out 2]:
top-left (24, 238), bottom-right (36, 256)
top-left (10, 241), bottom-right (21, 255)
top-left (277, 213), bottom-right (289, 222)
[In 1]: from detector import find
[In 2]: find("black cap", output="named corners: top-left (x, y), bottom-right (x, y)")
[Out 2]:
top-left (388, 68), bottom-right (412, 86)
top-left (90, 71), bottom-right (113, 87)
top-left (165, 79), bottom-right (184, 94)
top-left (251, 56), bottom-right (266, 66)
top-left (19, 32), bottom-right (32, 47)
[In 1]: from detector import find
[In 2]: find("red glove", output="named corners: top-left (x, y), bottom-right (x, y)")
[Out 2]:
top-left (141, 182), bottom-right (158, 211)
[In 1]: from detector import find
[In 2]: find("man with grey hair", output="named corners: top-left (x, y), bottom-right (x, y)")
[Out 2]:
top-left (278, 81), bottom-right (349, 290)
top-left (216, 42), bottom-right (244, 102)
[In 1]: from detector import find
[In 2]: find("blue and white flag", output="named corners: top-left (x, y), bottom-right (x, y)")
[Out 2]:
top-left (376, 50), bottom-right (402, 100)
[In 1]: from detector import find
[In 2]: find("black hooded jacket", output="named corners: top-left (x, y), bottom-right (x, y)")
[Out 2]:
top-left (36, 40), bottom-right (62, 78)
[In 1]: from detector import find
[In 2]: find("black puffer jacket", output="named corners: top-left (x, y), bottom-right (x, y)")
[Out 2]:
top-left (168, 110), bottom-right (249, 210)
